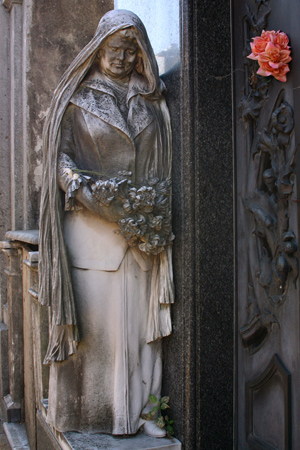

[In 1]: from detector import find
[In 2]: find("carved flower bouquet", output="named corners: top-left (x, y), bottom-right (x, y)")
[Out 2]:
top-left (90, 176), bottom-right (173, 255)
top-left (61, 154), bottom-right (173, 256)
top-left (247, 30), bottom-right (292, 82)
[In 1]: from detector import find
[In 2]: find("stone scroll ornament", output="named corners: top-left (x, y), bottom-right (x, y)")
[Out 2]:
top-left (239, 3), bottom-right (298, 354)
top-left (38, 10), bottom-right (174, 438)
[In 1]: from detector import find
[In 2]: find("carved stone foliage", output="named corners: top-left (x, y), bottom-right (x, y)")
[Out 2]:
top-left (241, 94), bottom-right (298, 352)
top-left (239, 1), bottom-right (298, 353)
top-left (244, 98), bottom-right (298, 305)
top-left (255, 0), bottom-right (271, 7)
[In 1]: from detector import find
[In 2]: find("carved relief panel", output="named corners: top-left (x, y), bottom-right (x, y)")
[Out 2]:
top-left (233, 0), bottom-right (300, 448)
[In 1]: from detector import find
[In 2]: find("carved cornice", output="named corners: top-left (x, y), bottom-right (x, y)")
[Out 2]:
top-left (2, 0), bottom-right (22, 12)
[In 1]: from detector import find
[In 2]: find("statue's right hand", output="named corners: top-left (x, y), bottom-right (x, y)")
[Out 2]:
top-left (76, 185), bottom-right (125, 223)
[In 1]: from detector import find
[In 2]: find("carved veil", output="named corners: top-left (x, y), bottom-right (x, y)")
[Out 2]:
top-left (39, 10), bottom-right (174, 364)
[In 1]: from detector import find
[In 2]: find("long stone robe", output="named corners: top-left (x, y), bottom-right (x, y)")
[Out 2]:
top-left (46, 76), bottom-right (171, 434)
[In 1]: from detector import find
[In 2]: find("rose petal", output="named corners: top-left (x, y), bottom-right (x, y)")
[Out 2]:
top-left (247, 53), bottom-right (259, 60)
top-left (257, 67), bottom-right (268, 77)
top-left (269, 62), bottom-right (281, 69)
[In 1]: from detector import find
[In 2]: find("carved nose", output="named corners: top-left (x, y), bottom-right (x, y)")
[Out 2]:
top-left (116, 50), bottom-right (125, 61)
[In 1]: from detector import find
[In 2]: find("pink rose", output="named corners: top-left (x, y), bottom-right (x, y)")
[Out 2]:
top-left (247, 30), bottom-right (292, 82)
top-left (257, 60), bottom-right (290, 82)
top-left (274, 31), bottom-right (290, 49)
top-left (248, 30), bottom-right (276, 59)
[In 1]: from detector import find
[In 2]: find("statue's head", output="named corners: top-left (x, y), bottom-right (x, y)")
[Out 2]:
top-left (97, 28), bottom-right (142, 80)
top-left (91, 10), bottom-right (159, 92)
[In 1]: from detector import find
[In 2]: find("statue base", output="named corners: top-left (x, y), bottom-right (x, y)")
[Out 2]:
top-left (63, 431), bottom-right (182, 450)
top-left (36, 400), bottom-right (182, 450)
top-left (4, 412), bottom-right (182, 450)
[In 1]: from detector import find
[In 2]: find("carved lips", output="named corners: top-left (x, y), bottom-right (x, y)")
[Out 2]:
top-left (247, 30), bottom-right (292, 82)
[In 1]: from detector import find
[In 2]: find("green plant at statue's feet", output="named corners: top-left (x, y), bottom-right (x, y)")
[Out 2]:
top-left (141, 395), bottom-right (175, 437)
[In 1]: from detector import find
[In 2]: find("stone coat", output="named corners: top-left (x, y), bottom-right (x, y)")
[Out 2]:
top-left (60, 76), bottom-right (163, 272)
top-left (46, 77), bottom-right (169, 434)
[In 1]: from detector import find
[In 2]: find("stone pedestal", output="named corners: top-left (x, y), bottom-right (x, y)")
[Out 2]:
top-left (62, 433), bottom-right (182, 450)
top-left (7, 412), bottom-right (182, 450)
top-left (36, 400), bottom-right (182, 450)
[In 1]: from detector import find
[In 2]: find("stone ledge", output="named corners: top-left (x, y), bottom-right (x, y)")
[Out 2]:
top-left (62, 432), bottom-right (182, 450)
top-left (40, 401), bottom-right (181, 450)
top-left (3, 422), bottom-right (30, 450)
top-left (5, 230), bottom-right (39, 246)
top-left (2, 396), bottom-right (21, 424)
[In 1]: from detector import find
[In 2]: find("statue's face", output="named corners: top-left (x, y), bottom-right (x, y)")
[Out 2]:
top-left (99, 31), bottom-right (138, 80)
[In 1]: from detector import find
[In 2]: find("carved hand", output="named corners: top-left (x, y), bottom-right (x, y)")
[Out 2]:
top-left (57, 152), bottom-right (126, 222)
top-left (76, 185), bottom-right (126, 223)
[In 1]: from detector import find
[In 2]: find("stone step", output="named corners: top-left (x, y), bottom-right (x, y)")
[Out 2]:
top-left (3, 422), bottom-right (30, 450)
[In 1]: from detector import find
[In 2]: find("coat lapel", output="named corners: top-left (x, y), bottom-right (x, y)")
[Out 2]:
top-left (70, 84), bottom-right (132, 140)
top-left (127, 95), bottom-right (154, 139)
top-left (70, 77), bottom-right (154, 141)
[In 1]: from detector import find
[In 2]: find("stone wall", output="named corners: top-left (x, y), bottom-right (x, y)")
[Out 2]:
top-left (0, 3), bottom-right (12, 327)
top-left (24, 0), bottom-right (114, 229)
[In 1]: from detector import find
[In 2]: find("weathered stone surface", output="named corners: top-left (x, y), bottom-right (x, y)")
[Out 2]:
top-left (5, 230), bottom-right (39, 246)
top-left (63, 430), bottom-right (181, 450)
top-left (3, 422), bottom-right (30, 450)
top-left (23, 246), bottom-right (36, 450)
top-left (39, 401), bottom-right (181, 450)
top-left (8, 2), bottom-right (24, 231)
top-left (1, 245), bottom-right (24, 414)
top-left (0, 323), bottom-right (9, 399)
top-left (0, 0), bottom-right (11, 326)
top-left (24, 0), bottom-right (114, 229)
top-left (36, 410), bottom-right (62, 450)
top-left (0, 414), bottom-right (10, 450)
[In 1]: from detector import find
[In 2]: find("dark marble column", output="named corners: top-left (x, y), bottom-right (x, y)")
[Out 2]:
top-left (162, 1), bottom-right (234, 449)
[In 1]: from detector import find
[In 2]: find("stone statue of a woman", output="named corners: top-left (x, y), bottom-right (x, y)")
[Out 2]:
top-left (39, 9), bottom-right (174, 438)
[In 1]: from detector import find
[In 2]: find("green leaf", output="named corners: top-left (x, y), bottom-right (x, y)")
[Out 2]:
top-left (148, 410), bottom-right (156, 419)
top-left (160, 396), bottom-right (169, 404)
top-left (166, 425), bottom-right (174, 436)
top-left (141, 413), bottom-right (149, 421)
top-left (149, 394), bottom-right (158, 404)
top-left (161, 403), bottom-right (170, 410)
top-left (152, 405), bottom-right (159, 412)
top-left (156, 416), bottom-right (165, 428)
